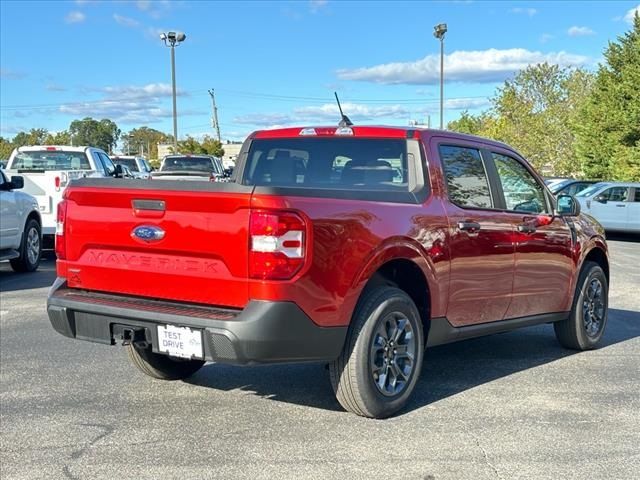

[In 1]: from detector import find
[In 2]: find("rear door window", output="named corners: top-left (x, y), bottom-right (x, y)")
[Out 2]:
top-left (439, 145), bottom-right (493, 209)
top-left (243, 138), bottom-right (408, 190)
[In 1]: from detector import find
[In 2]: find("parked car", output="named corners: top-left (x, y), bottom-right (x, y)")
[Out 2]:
top-left (575, 182), bottom-right (640, 233)
top-left (47, 126), bottom-right (609, 418)
top-left (110, 155), bottom-right (153, 179)
top-left (548, 179), bottom-right (598, 197)
top-left (5, 146), bottom-right (129, 243)
top-left (151, 154), bottom-right (225, 181)
top-left (0, 170), bottom-right (42, 272)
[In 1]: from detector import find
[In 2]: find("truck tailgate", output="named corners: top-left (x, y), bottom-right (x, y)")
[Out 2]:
top-left (59, 180), bottom-right (253, 308)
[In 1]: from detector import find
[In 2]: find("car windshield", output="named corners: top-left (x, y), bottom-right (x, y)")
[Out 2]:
top-left (10, 150), bottom-right (91, 171)
top-left (113, 158), bottom-right (139, 172)
top-left (576, 183), bottom-right (609, 197)
top-left (162, 157), bottom-right (215, 172)
top-left (549, 180), bottom-right (572, 193)
top-left (243, 137), bottom-right (408, 190)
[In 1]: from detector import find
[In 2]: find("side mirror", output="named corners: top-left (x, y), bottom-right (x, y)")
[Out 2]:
top-left (114, 164), bottom-right (124, 178)
top-left (556, 194), bottom-right (581, 216)
top-left (9, 175), bottom-right (25, 190)
top-left (594, 194), bottom-right (607, 204)
top-left (224, 167), bottom-right (234, 177)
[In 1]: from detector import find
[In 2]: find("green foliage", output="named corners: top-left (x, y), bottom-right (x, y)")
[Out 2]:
top-left (44, 131), bottom-right (71, 145)
top-left (575, 14), bottom-right (640, 181)
top-left (0, 137), bottom-right (13, 160)
top-left (69, 117), bottom-right (121, 152)
top-left (176, 135), bottom-right (225, 157)
top-left (122, 127), bottom-right (170, 159)
top-left (12, 128), bottom-right (49, 147)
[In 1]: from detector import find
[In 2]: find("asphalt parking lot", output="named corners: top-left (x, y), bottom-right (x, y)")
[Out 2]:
top-left (1, 238), bottom-right (639, 480)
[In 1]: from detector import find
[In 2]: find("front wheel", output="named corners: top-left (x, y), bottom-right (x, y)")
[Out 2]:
top-left (554, 261), bottom-right (608, 350)
top-left (329, 286), bottom-right (424, 418)
top-left (127, 344), bottom-right (205, 380)
top-left (10, 219), bottom-right (41, 273)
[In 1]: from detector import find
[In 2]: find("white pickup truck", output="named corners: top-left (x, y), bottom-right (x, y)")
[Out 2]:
top-left (5, 146), bottom-right (121, 240)
top-left (0, 170), bottom-right (42, 272)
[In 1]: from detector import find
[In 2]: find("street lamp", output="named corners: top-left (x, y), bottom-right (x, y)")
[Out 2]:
top-left (160, 31), bottom-right (186, 150)
top-left (433, 23), bottom-right (447, 129)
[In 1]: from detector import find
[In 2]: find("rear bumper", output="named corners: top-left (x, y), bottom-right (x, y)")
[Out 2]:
top-left (47, 278), bottom-right (347, 365)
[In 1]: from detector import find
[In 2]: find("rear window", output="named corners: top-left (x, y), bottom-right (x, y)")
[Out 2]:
top-left (243, 138), bottom-right (408, 190)
top-left (10, 150), bottom-right (91, 171)
top-left (162, 157), bottom-right (216, 172)
top-left (113, 158), bottom-right (139, 172)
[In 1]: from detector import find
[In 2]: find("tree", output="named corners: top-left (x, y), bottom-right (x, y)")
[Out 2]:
top-left (12, 128), bottom-right (49, 147)
top-left (177, 135), bottom-right (206, 154)
top-left (69, 117), bottom-right (121, 152)
top-left (44, 130), bottom-right (71, 145)
top-left (201, 135), bottom-right (225, 157)
top-left (0, 137), bottom-right (14, 160)
top-left (575, 14), bottom-right (640, 181)
top-left (447, 63), bottom-right (594, 176)
top-left (122, 126), bottom-right (170, 159)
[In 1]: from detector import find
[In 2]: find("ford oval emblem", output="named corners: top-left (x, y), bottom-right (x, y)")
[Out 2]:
top-left (132, 225), bottom-right (165, 243)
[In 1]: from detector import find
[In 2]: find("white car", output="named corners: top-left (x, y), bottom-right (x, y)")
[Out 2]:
top-left (151, 154), bottom-right (226, 181)
top-left (575, 182), bottom-right (640, 233)
top-left (0, 170), bottom-right (42, 272)
top-left (5, 145), bottom-right (121, 239)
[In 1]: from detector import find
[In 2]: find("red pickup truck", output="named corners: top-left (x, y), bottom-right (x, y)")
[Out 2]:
top-left (47, 126), bottom-right (609, 418)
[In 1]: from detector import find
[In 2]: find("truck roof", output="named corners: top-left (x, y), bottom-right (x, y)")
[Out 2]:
top-left (251, 125), bottom-right (513, 150)
top-left (15, 145), bottom-right (94, 152)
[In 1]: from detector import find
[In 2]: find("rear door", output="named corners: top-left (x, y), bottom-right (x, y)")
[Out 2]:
top-left (434, 141), bottom-right (515, 326)
top-left (0, 171), bottom-right (20, 249)
top-left (487, 150), bottom-right (574, 318)
top-left (627, 187), bottom-right (640, 233)
top-left (590, 186), bottom-right (630, 230)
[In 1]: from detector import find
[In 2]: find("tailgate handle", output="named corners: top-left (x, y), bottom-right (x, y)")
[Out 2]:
top-left (132, 199), bottom-right (166, 218)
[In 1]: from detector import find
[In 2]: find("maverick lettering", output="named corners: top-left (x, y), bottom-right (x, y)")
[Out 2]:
top-left (89, 251), bottom-right (218, 273)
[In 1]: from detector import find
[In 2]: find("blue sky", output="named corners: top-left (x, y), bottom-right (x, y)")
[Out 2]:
top-left (1, 0), bottom-right (638, 142)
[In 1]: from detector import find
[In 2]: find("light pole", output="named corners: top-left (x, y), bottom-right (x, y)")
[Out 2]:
top-left (433, 23), bottom-right (447, 130)
top-left (160, 31), bottom-right (186, 151)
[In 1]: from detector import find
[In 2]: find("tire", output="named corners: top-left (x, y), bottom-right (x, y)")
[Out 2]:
top-left (329, 286), bottom-right (424, 418)
top-left (554, 261), bottom-right (608, 350)
top-left (127, 344), bottom-right (205, 380)
top-left (10, 218), bottom-right (42, 273)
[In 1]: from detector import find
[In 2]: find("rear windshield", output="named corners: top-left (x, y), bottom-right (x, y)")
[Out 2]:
top-left (10, 150), bottom-right (91, 171)
top-left (162, 157), bottom-right (216, 172)
top-left (113, 158), bottom-right (139, 171)
top-left (243, 138), bottom-right (408, 190)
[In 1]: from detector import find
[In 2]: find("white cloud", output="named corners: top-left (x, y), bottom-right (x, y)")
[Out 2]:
top-left (57, 83), bottom-right (198, 124)
top-left (65, 11), bottom-right (86, 24)
top-left (337, 48), bottom-right (592, 85)
top-left (567, 26), bottom-right (595, 37)
top-left (539, 33), bottom-right (554, 43)
top-left (113, 14), bottom-right (140, 28)
top-left (234, 98), bottom-right (490, 127)
top-left (511, 7), bottom-right (537, 17)
top-left (624, 4), bottom-right (640, 24)
top-left (310, 0), bottom-right (328, 13)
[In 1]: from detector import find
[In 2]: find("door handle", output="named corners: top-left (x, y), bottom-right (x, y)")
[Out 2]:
top-left (615, 204), bottom-right (626, 207)
top-left (517, 223), bottom-right (536, 234)
top-left (458, 221), bottom-right (481, 232)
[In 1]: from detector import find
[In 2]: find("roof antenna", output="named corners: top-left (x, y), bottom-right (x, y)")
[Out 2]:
top-left (334, 92), bottom-right (353, 127)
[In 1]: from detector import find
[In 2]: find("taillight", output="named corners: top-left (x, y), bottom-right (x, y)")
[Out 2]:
top-left (209, 173), bottom-right (217, 182)
top-left (249, 210), bottom-right (307, 280)
top-left (55, 200), bottom-right (67, 260)
top-left (54, 176), bottom-right (61, 191)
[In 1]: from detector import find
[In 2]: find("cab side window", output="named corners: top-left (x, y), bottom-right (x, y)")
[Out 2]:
top-left (600, 187), bottom-right (628, 202)
top-left (492, 153), bottom-right (548, 214)
top-left (99, 153), bottom-right (116, 176)
top-left (439, 145), bottom-right (493, 209)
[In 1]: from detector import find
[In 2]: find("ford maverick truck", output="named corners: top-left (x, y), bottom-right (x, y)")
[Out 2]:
top-left (47, 126), bottom-right (609, 418)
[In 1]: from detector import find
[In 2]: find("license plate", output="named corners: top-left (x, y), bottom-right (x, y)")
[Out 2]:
top-left (156, 324), bottom-right (203, 359)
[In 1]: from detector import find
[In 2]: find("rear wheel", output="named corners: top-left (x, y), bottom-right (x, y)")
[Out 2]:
top-left (10, 218), bottom-right (41, 273)
top-left (127, 344), bottom-right (205, 380)
top-left (329, 286), bottom-right (424, 418)
top-left (554, 261), bottom-right (608, 350)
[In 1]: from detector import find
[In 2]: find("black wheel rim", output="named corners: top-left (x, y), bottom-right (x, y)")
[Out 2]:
top-left (370, 312), bottom-right (416, 397)
top-left (583, 277), bottom-right (605, 338)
